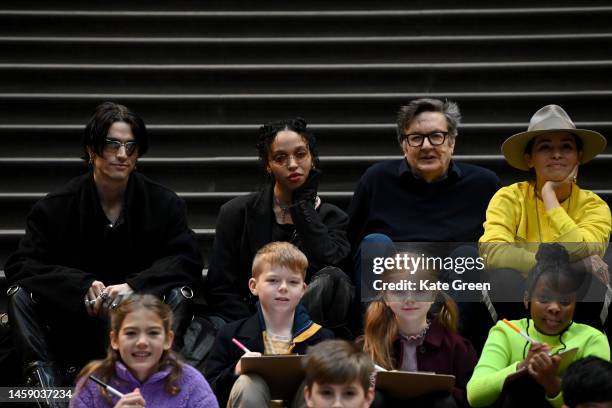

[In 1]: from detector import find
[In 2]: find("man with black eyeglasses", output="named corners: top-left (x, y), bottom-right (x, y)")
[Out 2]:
top-left (4, 102), bottom-right (202, 401)
top-left (348, 98), bottom-right (500, 245)
top-left (346, 98), bottom-right (501, 343)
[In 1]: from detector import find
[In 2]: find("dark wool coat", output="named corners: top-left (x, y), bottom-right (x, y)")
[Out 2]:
top-left (5, 171), bottom-right (203, 314)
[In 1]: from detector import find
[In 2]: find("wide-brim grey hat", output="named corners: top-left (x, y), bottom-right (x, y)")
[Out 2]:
top-left (502, 104), bottom-right (607, 171)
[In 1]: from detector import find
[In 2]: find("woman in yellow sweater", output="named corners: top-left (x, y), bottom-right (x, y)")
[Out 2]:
top-left (479, 105), bottom-right (611, 321)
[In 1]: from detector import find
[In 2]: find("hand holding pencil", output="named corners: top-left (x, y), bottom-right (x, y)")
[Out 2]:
top-left (502, 319), bottom-right (551, 370)
top-left (113, 388), bottom-right (146, 408)
top-left (232, 337), bottom-right (262, 375)
top-left (519, 342), bottom-right (551, 371)
top-left (89, 375), bottom-right (146, 407)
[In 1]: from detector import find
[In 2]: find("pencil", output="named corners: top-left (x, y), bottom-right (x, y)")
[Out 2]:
top-left (232, 337), bottom-right (251, 353)
top-left (89, 375), bottom-right (124, 398)
top-left (502, 318), bottom-right (536, 344)
top-left (373, 364), bottom-right (387, 372)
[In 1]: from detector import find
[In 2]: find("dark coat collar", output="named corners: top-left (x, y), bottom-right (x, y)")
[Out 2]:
top-left (77, 171), bottom-right (144, 253)
top-left (81, 171), bottom-right (138, 220)
top-left (255, 302), bottom-right (317, 339)
top-left (422, 317), bottom-right (445, 348)
top-left (232, 302), bottom-right (320, 353)
top-left (232, 312), bottom-right (265, 354)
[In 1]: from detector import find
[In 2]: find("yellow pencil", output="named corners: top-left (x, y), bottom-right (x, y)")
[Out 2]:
top-left (502, 318), bottom-right (536, 344)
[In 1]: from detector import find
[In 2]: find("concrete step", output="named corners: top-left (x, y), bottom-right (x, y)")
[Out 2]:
top-left (0, 91), bottom-right (611, 124)
top-left (2, 1), bottom-right (609, 12)
top-left (2, 122), bottom-right (611, 157)
top-left (2, 7), bottom-right (612, 37)
top-left (1, 154), bottom-right (611, 192)
top-left (2, 34), bottom-right (612, 64)
top-left (1, 61), bottom-right (611, 94)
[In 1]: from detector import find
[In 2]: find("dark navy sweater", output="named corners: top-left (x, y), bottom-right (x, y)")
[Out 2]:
top-left (347, 159), bottom-right (501, 246)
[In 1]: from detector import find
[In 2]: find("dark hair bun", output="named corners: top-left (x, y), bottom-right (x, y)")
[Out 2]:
top-left (293, 117), bottom-right (307, 131)
top-left (535, 243), bottom-right (570, 266)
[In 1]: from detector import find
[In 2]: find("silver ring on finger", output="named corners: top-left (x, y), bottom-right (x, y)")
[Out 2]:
top-left (99, 291), bottom-right (109, 300)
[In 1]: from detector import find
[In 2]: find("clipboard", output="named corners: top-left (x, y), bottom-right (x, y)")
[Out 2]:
top-left (240, 355), bottom-right (305, 400)
top-left (504, 347), bottom-right (578, 386)
top-left (375, 371), bottom-right (455, 399)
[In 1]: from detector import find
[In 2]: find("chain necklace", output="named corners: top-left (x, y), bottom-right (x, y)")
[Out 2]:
top-left (273, 196), bottom-right (293, 223)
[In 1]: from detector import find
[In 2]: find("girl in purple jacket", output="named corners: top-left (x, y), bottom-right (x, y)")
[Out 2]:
top-left (70, 294), bottom-right (218, 408)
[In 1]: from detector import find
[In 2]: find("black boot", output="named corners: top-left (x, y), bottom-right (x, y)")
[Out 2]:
top-left (7, 286), bottom-right (55, 380)
top-left (24, 361), bottom-right (67, 408)
top-left (8, 287), bottom-right (67, 408)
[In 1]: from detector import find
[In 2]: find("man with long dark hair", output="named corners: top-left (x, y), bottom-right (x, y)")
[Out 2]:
top-left (5, 102), bottom-right (202, 401)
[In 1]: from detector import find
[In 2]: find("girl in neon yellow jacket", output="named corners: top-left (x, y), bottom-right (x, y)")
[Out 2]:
top-left (468, 244), bottom-right (610, 408)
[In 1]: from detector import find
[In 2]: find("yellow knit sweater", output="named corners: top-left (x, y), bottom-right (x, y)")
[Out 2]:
top-left (479, 181), bottom-right (611, 275)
